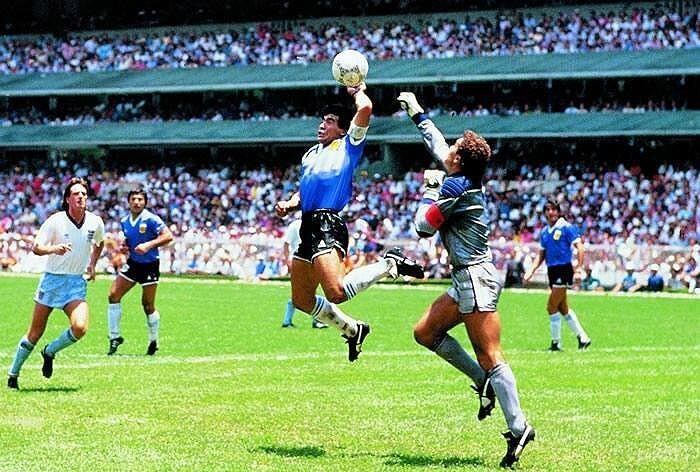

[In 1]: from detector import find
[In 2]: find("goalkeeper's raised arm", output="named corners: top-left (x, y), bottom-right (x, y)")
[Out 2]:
top-left (397, 92), bottom-right (450, 168)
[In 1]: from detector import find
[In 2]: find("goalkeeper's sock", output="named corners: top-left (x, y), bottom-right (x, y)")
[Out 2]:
top-left (435, 335), bottom-right (485, 385)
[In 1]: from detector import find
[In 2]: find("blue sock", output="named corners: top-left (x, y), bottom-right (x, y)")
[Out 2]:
top-left (9, 337), bottom-right (35, 377)
top-left (45, 328), bottom-right (78, 356)
top-left (283, 300), bottom-right (295, 325)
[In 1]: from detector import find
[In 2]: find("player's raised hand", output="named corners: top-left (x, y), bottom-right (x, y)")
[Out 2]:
top-left (275, 201), bottom-right (291, 217)
top-left (422, 169), bottom-right (445, 200)
top-left (397, 92), bottom-right (424, 118)
top-left (347, 82), bottom-right (366, 97)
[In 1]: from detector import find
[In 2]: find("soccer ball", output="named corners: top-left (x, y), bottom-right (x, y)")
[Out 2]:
top-left (331, 50), bottom-right (369, 87)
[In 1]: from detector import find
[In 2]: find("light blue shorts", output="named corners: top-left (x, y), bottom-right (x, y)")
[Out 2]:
top-left (34, 273), bottom-right (87, 309)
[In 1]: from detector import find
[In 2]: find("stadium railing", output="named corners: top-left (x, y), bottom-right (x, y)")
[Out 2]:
top-left (1, 49), bottom-right (698, 96)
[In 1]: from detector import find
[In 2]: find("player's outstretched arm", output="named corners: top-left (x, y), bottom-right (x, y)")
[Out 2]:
top-left (348, 82), bottom-right (372, 128)
top-left (397, 92), bottom-right (449, 168)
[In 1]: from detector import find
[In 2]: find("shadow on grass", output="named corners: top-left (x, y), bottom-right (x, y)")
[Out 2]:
top-left (17, 386), bottom-right (80, 393)
top-left (383, 452), bottom-right (485, 468)
top-left (254, 445), bottom-right (326, 458)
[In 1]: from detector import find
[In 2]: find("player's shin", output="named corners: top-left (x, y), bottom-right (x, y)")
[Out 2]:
top-left (311, 295), bottom-right (358, 336)
top-left (489, 363), bottom-right (527, 436)
top-left (45, 328), bottom-right (79, 356)
top-left (8, 337), bottom-right (35, 377)
top-left (434, 334), bottom-right (485, 385)
top-left (108, 302), bottom-right (122, 339)
top-left (343, 260), bottom-right (392, 300)
top-left (147, 311), bottom-right (160, 342)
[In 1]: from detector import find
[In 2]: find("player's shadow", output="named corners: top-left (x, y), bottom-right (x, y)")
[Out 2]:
top-left (254, 445), bottom-right (326, 458)
top-left (17, 386), bottom-right (80, 393)
top-left (382, 452), bottom-right (485, 468)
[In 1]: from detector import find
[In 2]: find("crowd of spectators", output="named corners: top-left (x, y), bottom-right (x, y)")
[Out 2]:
top-left (1, 93), bottom-right (689, 127)
top-left (1, 5), bottom-right (698, 75)
top-left (0, 150), bottom-right (697, 291)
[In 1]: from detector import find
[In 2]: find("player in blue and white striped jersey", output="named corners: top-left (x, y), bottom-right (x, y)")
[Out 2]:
top-left (275, 83), bottom-right (424, 362)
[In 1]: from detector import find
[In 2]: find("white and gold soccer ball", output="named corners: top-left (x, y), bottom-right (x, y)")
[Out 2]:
top-left (331, 50), bottom-right (369, 87)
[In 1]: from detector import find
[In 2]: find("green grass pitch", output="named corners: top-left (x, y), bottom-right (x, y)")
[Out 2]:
top-left (0, 275), bottom-right (698, 471)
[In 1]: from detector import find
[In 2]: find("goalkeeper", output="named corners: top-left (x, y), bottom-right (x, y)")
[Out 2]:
top-left (397, 92), bottom-right (535, 469)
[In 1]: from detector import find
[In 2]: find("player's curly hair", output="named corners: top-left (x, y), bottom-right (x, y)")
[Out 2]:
top-left (61, 177), bottom-right (90, 211)
top-left (321, 104), bottom-right (352, 132)
top-left (456, 130), bottom-right (491, 182)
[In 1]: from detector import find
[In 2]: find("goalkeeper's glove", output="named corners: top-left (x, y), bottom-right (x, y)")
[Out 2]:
top-left (422, 169), bottom-right (446, 201)
top-left (397, 92), bottom-right (424, 118)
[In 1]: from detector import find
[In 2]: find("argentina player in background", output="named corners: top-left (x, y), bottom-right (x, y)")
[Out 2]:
top-left (275, 82), bottom-right (423, 362)
top-left (106, 189), bottom-right (173, 356)
top-left (523, 199), bottom-right (592, 351)
top-left (7, 177), bottom-right (104, 390)
top-left (398, 92), bottom-right (535, 468)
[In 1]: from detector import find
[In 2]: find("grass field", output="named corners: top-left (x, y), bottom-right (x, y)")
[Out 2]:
top-left (0, 275), bottom-right (698, 471)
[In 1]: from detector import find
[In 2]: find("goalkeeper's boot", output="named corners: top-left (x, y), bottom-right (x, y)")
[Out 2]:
top-left (472, 377), bottom-right (496, 421)
top-left (107, 336), bottom-right (124, 356)
top-left (41, 346), bottom-right (54, 379)
top-left (385, 248), bottom-right (425, 279)
top-left (146, 340), bottom-right (159, 356)
top-left (577, 336), bottom-right (591, 350)
top-left (343, 323), bottom-right (370, 362)
top-left (500, 423), bottom-right (536, 468)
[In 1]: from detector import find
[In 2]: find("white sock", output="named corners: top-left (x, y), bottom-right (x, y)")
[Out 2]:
top-left (549, 312), bottom-right (562, 344)
top-left (563, 310), bottom-right (589, 342)
top-left (108, 303), bottom-right (122, 339)
top-left (311, 296), bottom-right (358, 337)
top-left (343, 259), bottom-right (391, 300)
top-left (147, 311), bottom-right (160, 343)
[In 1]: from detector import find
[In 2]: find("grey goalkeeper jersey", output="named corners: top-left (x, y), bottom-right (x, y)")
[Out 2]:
top-left (415, 119), bottom-right (493, 268)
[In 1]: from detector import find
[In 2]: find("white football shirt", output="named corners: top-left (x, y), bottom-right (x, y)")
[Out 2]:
top-left (35, 211), bottom-right (105, 275)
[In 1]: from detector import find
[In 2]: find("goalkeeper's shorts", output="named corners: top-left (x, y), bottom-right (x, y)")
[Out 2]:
top-left (447, 262), bottom-right (503, 314)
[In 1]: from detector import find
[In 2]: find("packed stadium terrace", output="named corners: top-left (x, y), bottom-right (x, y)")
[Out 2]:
top-left (0, 155), bottom-right (697, 284)
top-left (0, 94), bottom-right (689, 127)
top-left (1, 5), bottom-right (698, 75)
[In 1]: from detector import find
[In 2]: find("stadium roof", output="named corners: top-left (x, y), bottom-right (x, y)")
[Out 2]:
top-left (1, 49), bottom-right (698, 97)
top-left (0, 112), bottom-right (697, 149)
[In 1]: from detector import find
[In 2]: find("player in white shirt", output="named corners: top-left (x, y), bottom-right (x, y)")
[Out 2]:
top-left (7, 178), bottom-right (105, 390)
top-left (281, 218), bottom-right (327, 329)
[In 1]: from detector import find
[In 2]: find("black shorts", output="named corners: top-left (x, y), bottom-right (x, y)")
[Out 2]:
top-left (547, 263), bottom-right (574, 288)
top-left (295, 209), bottom-right (349, 263)
top-left (120, 259), bottom-right (160, 285)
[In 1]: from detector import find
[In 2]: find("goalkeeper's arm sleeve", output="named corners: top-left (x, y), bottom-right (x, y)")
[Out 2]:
top-left (416, 119), bottom-right (450, 169)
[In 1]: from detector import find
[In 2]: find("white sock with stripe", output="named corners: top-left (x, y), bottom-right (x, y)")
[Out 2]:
top-left (563, 310), bottom-right (589, 342)
top-left (108, 303), bottom-right (122, 339)
top-left (343, 259), bottom-right (392, 301)
top-left (549, 312), bottom-right (562, 345)
top-left (310, 296), bottom-right (358, 337)
top-left (147, 311), bottom-right (160, 343)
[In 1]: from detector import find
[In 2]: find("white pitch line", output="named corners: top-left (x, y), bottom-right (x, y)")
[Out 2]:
top-left (0, 345), bottom-right (697, 370)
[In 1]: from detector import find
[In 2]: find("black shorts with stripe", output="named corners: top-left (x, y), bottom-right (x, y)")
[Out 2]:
top-left (120, 259), bottom-right (160, 285)
top-left (295, 209), bottom-right (349, 262)
top-left (547, 263), bottom-right (574, 288)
